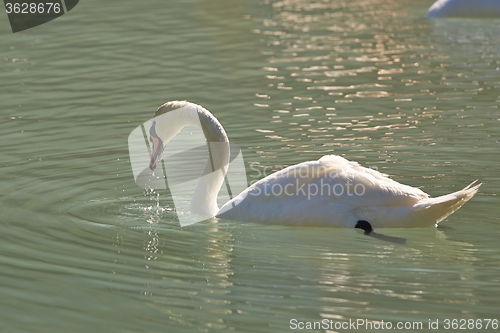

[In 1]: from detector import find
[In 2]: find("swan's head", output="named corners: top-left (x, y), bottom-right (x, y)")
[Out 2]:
top-left (148, 100), bottom-right (228, 171)
top-left (153, 100), bottom-right (196, 118)
top-left (149, 101), bottom-right (199, 171)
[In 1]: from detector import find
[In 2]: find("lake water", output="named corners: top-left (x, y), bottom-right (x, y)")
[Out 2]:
top-left (1, 0), bottom-right (499, 332)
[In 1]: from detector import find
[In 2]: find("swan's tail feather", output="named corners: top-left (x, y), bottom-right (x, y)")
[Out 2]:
top-left (462, 179), bottom-right (480, 191)
top-left (413, 181), bottom-right (481, 226)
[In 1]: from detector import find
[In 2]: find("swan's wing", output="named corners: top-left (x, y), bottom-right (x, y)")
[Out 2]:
top-left (217, 155), bottom-right (428, 225)
top-left (245, 155), bottom-right (428, 207)
top-left (316, 155), bottom-right (429, 206)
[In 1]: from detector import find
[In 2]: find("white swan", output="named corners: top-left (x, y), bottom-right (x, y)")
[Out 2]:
top-left (428, 0), bottom-right (500, 18)
top-left (148, 101), bottom-right (480, 230)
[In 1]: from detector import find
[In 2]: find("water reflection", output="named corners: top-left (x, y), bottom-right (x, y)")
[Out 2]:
top-left (119, 192), bottom-right (236, 330)
top-left (309, 227), bottom-right (483, 323)
top-left (247, 0), bottom-right (444, 163)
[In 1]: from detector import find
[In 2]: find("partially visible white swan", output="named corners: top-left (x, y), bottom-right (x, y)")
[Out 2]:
top-left (149, 101), bottom-right (480, 230)
top-left (428, 0), bottom-right (500, 18)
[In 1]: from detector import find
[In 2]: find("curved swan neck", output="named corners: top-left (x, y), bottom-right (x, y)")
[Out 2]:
top-left (154, 102), bottom-right (230, 216)
top-left (190, 106), bottom-right (230, 216)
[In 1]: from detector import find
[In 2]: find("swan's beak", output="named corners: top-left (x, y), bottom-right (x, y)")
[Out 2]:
top-left (149, 135), bottom-right (164, 171)
top-left (149, 121), bottom-right (164, 171)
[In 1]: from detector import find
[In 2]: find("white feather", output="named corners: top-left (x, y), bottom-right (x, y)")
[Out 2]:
top-left (428, 0), bottom-right (500, 18)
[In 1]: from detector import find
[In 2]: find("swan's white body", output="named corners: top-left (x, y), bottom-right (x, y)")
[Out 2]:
top-left (149, 101), bottom-right (480, 228)
top-left (428, 0), bottom-right (500, 18)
